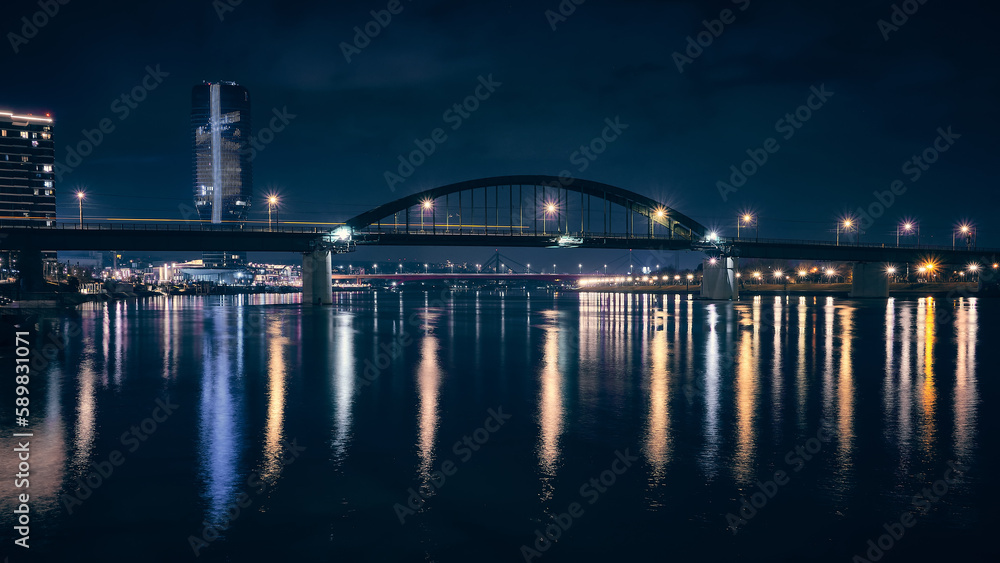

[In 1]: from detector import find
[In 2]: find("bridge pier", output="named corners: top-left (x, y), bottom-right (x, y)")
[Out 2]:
top-left (701, 257), bottom-right (739, 300)
top-left (849, 263), bottom-right (889, 298)
top-left (302, 249), bottom-right (333, 306)
top-left (18, 248), bottom-right (46, 293)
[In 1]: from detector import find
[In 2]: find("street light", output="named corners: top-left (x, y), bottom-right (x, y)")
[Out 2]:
top-left (896, 221), bottom-right (916, 246)
top-left (544, 202), bottom-right (557, 234)
top-left (954, 223), bottom-right (975, 249)
top-left (686, 273), bottom-right (694, 291)
top-left (578, 264), bottom-right (582, 274)
top-left (738, 213), bottom-right (758, 241)
top-left (837, 218), bottom-right (855, 246)
top-left (76, 191), bottom-right (85, 227)
top-left (267, 195), bottom-right (278, 231)
top-left (604, 264), bottom-right (607, 275)
top-left (424, 263), bottom-right (428, 274)
top-left (421, 199), bottom-right (433, 231)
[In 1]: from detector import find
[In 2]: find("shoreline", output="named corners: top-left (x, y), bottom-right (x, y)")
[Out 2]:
top-left (575, 282), bottom-right (987, 298)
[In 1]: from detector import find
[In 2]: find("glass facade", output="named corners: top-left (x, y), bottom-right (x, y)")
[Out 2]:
top-left (0, 110), bottom-right (57, 276)
top-left (191, 82), bottom-right (252, 267)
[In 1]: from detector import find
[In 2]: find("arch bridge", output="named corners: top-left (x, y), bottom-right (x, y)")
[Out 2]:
top-left (343, 175), bottom-right (706, 250)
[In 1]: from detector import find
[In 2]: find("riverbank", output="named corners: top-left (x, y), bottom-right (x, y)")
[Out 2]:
top-left (576, 282), bottom-right (984, 297)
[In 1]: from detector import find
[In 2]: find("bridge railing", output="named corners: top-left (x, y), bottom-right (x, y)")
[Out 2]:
top-left (725, 237), bottom-right (1000, 254)
top-left (357, 227), bottom-right (690, 240)
top-left (0, 222), bottom-right (333, 234)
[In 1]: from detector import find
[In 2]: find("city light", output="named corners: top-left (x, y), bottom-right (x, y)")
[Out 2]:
top-left (76, 190), bottom-right (85, 226)
top-left (798, 270), bottom-right (807, 277)
top-left (886, 266), bottom-right (896, 275)
top-left (968, 263), bottom-right (980, 272)
top-left (655, 207), bottom-right (666, 218)
top-left (422, 199), bottom-right (433, 209)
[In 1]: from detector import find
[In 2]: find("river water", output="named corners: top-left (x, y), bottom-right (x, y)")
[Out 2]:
top-left (1, 292), bottom-right (995, 562)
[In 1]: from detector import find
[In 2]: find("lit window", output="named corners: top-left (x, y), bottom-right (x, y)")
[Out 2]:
top-left (20, 131), bottom-right (28, 139)
top-left (44, 181), bottom-right (52, 188)
top-left (21, 156), bottom-right (28, 162)
top-left (33, 189), bottom-right (38, 195)
top-left (32, 140), bottom-right (38, 147)
top-left (40, 132), bottom-right (50, 140)
top-left (46, 190), bottom-right (52, 195)
top-left (42, 165), bottom-right (52, 172)
top-left (0, 130), bottom-right (5, 137)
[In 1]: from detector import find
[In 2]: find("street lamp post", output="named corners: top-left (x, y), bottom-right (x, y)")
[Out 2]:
top-left (544, 203), bottom-right (556, 235)
top-left (897, 221), bottom-right (915, 247)
top-left (76, 191), bottom-right (85, 227)
top-left (954, 224), bottom-right (974, 249)
top-left (421, 200), bottom-right (432, 231)
top-left (268, 195), bottom-right (278, 231)
top-left (837, 219), bottom-right (854, 246)
top-left (738, 213), bottom-right (757, 241)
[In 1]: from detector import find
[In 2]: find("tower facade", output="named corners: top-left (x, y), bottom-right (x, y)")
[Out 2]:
top-left (191, 81), bottom-right (252, 267)
top-left (0, 109), bottom-right (57, 279)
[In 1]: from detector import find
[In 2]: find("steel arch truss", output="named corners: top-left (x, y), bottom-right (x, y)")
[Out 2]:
top-left (345, 176), bottom-right (706, 244)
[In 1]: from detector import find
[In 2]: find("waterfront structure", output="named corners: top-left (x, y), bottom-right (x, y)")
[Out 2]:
top-left (191, 81), bottom-right (253, 267)
top-left (0, 109), bottom-right (57, 277)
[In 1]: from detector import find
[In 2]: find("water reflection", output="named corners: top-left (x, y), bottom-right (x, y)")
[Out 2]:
top-left (261, 320), bottom-right (288, 483)
top-left (699, 304), bottom-right (721, 480)
top-left (197, 307), bottom-right (244, 523)
top-left (953, 298), bottom-right (977, 466)
top-left (732, 299), bottom-right (760, 484)
top-left (415, 310), bottom-right (442, 487)
top-left (536, 310), bottom-right (564, 501)
top-left (330, 312), bottom-right (355, 464)
top-left (644, 305), bottom-right (672, 481)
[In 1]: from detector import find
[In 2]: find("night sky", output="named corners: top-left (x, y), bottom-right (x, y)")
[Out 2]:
top-left (3, 0), bottom-right (997, 266)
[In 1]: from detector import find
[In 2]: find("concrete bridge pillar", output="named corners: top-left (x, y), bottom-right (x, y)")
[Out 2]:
top-left (18, 248), bottom-right (45, 294)
top-left (701, 257), bottom-right (738, 300)
top-left (302, 249), bottom-right (333, 306)
top-left (849, 262), bottom-right (889, 298)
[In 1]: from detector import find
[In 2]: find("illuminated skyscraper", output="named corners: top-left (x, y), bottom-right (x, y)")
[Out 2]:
top-left (191, 81), bottom-right (252, 267)
top-left (0, 109), bottom-right (57, 277)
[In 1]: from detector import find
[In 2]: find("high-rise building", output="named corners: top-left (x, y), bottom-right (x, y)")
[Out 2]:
top-left (0, 109), bottom-right (57, 278)
top-left (191, 81), bottom-right (253, 267)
